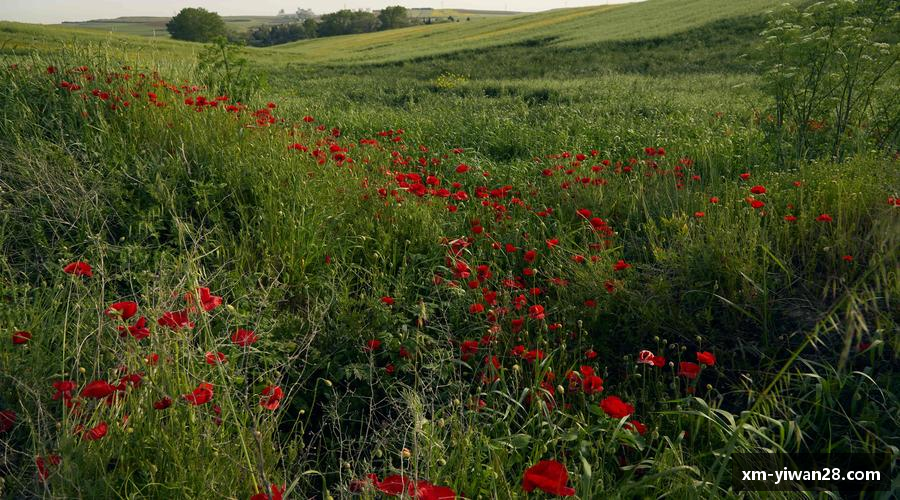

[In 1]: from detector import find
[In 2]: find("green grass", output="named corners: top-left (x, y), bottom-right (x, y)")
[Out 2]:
top-left (0, 0), bottom-right (897, 498)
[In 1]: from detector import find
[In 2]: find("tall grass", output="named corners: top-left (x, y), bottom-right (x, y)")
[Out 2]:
top-left (0, 17), bottom-right (898, 500)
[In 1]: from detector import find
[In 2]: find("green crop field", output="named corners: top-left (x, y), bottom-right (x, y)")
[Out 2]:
top-left (0, 0), bottom-right (898, 498)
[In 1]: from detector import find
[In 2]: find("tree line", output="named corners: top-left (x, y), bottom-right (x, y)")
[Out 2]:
top-left (166, 7), bottom-right (419, 47)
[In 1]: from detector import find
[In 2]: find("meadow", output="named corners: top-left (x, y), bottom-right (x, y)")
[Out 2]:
top-left (0, 0), bottom-right (898, 498)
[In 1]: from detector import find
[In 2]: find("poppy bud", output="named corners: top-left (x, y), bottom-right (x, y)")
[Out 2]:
top-left (323, 379), bottom-right (332, 387)
top-left (401, 448), bottom-right (411, 458)
top-left (79, 367), bottom-right (86, 373)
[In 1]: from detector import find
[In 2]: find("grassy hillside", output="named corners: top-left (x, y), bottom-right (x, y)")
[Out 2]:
top-left (0, 0), bottom-right (897, 498)
top-left (272, 0), bottom-right (788, 63)
top-left (2, 0), bottom-right (790, 67)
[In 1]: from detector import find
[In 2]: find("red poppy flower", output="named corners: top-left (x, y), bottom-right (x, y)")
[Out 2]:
top-left (599, 395), bottom-right (634, 419)
top-left (250, 484), bottom-right (284, 500)
top-left (524, 249), bottom-right (537, 263)
top-left (784, 215), bottom-right (797, 222)
top-left (613, 259), bottom-right (631, 271)
top-left (52, 380), bottom-right (76, 401)
top-left (749, 199), bottom-right (765, 209)
top-left (460, 340), bottom-right (479, 361)
top-left (626, 420), bottom-right (647, 435)
top-left (381, 296), bottom-right (395, 306)
top-left (12, 331), bottom-right (31, 345)
top-left (231, 328), bottom-right (259, 347)
top-left (36, 455), bottom-right (61, 480)
top-left (105, 301), bottom-right (138, 320)
top-left (0, 410), bottom-right (15, 433)
top-left (455, 164), bottom-right (470, 173)
top-left (696, 351), bottom-right (716, 366)
top-left (81, 380), bottom-right (117, 399)
top-left (83, 421), bottom-right (108, 441)
top-left (750, 185), bottom-right (767, 194)
top-left (585, 349), bottom-right (597, 359)
top-left (582, 375), bottom-right (604, 395)
top-left (528, 304), bottom-right (545, 320)
top-left (206, 351), bottom-right (228, 365)
top-left (157, 310), bottom-right (194, 330)
top-left (524, 349), bottom-right (544, 363)
top-left (739, 173), bottom-right (751, 180)
top-left (365, 339), bottom-right (381, 351)
top-left (469, 303), bottom-right (484, 314)
top-left (260, 385), bottom-right (284, 410)
top-left (118, 316), bottom-right (150, 340)
top-left (153, 396), bottom-right (173, 410)
top-left (183, 382), bottom-right (214, 405)
top-left (63, 261), bottom-right (92, 277)
top-left (678, 361), bottom-right (700, 379)
top-left (197, 287), bottom-right (223, 311)
top-left (522, 460), bottom-right (576, 496)
top-left (816, 213), bottom-right (833, 222)
top-left (709, 196), bottom-right (719, 203)
top-left (842, 255), bottom-right (853, 262)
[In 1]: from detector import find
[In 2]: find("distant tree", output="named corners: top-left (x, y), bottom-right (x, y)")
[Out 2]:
top-left (166, 8), bottom-right (227, 42)
top-left (378, 6), bottom-right (410, 30)
top-left (295, 8), bottom-right (315, 20)
top-left (302, 18), bottom-right (318, 38)
top-left (278, 9), bottom-right (286, 16)
top-left (317, 10), bottom-right (379, 36)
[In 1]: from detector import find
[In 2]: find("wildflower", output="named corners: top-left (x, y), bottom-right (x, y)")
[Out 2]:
top-left (158, 310), bottom-right (194, 330)
top-left (380, 296), bottom-right (395, 306)
top-left (750, 185), bottom-right (767, 195)
top-left (52, 380), bottom-right (76, 401)
top-left (696, 351), bottom-right (716, 366)
top-left (599, 395), bottom-right (634, 419)
top-left (12, 331), bottom-right (31, 345)
top-left (260, 386), bottom-right (284, 410)
top-left (153, 397), bottom-right (173, 410)
top-left (196, 287), bottom-right (223, 311)
top-left (105, 301), bottom-right (138, 320)
top-left (231, 329), bottom-right (259, 347)
top-left (816, 213), bottom-right (833, 222)
top-left (250, 484), bottom-right (285, 500)
top-left (118, 317), bottom-right (150, 340)
top-left (522, 460), bottom-right (576, 496)
top-left (80, 380), bottom-right (117, 399)
top-left (83, 422), bottom-right (108, 441)
top-left (678, 361), bottom-right (700, 379)
top-left (528, 304), bottom-right (545, 320)
top-left (365, 339), bottom-right (381, 352)
top-left (205, 351), bottom-right (227, 365)
top-left (625, 420), bottom-right (647, 435)
top-left (460, 340), bottom-right (479, 361)
top-left (0, 410), bottom-right (15, 433)
top-left (63, 261), bottom-right (92, 277)
top-left (613, 259), bottom-right (631, 271)
top-left (183, 382), bottom-right (214, 405)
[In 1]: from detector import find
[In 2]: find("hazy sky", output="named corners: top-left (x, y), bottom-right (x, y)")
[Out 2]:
top-left (1, 0), bottom-right (641, 24)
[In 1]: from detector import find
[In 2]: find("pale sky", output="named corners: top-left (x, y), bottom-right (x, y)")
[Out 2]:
top-left (1, 0), bottom-right (641, 24)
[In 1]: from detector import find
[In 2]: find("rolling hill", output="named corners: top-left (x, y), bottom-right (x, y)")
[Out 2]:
top-left (1, 0), bottom-right (792, 66)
